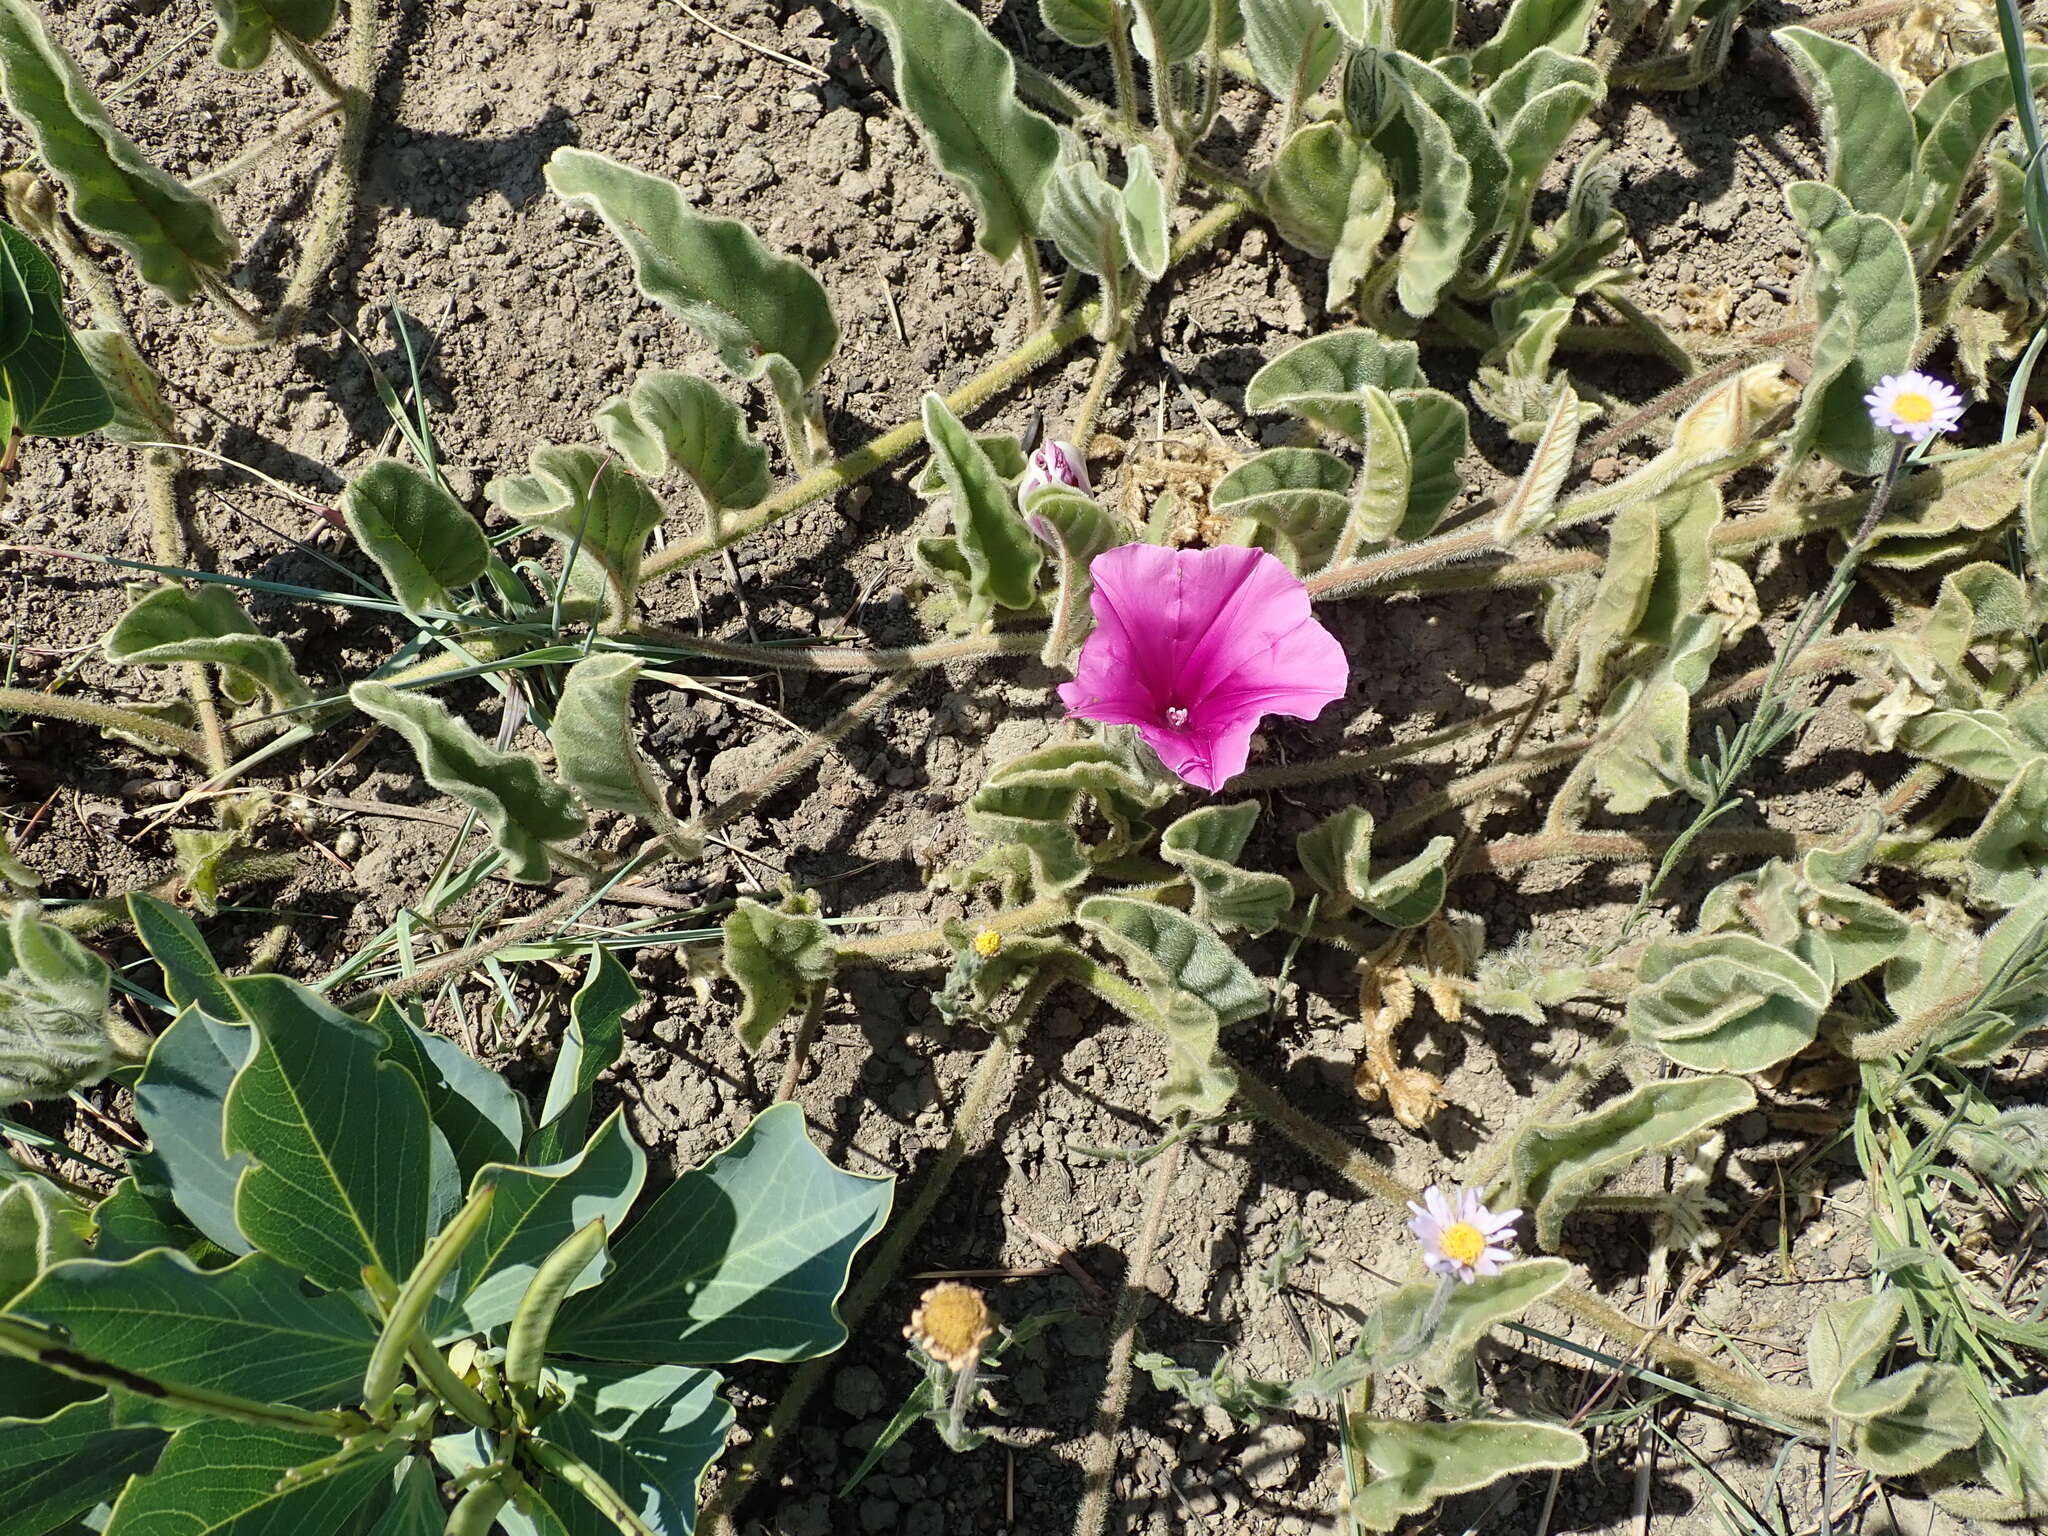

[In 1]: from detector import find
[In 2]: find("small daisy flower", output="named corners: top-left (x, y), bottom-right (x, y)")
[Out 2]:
top-left (1407, 1184), bottom-right (1521, 1283)
top-left (971, 927), bottom-right (1003, 959)
top-left (1018, 439), bottom-right (1089, 503)
top-left (905, 1282), bottom-right (995, 1370)
top-left (1864, 371), bottom-right (1965, 443)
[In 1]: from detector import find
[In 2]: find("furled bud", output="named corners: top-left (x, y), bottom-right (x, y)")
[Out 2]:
top-left (1017, 439), bottom-right (1088, 504)
top-left (1343, 48), bottom-right (1395, 137)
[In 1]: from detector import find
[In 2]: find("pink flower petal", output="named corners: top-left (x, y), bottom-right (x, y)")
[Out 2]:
top-left (1059, 544), bottom-right (1347, 792)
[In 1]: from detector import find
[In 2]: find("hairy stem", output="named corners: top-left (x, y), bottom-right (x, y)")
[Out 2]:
top-left (691, 673), bottom-right (910, 837)
top-left (626, 626), bottom-right (1044, 674)
top-left (1073, 1136), bottom-right (1188, 1536)
top-left (347, 879), bottom-right (595, 1004)
top-left (0, 687), bottom-right (208, 758)
top-left (270, 0), bottom-right (379, 339)
top-left (638, 203), bottom-right (1244, 587)
top-left (1107, 4), bottom-right (1141, 128)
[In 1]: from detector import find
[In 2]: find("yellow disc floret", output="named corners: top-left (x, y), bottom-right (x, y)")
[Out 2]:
top-left (1891, 390), bottom-right (1934, 424)
top-left (1438, 1221), bottom-right (1487, 1268)
top-left (906, 1282), bottom-right (995, 1369)
top-left (972, 928), bottom-right (1003, 958)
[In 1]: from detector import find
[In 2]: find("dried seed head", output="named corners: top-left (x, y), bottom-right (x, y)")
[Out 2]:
top-left (905, 1282), bottom-right (994, 1369)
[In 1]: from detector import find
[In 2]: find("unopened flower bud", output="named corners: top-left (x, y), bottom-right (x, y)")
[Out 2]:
top-left (1018, 439), bottom-right (1088, 504)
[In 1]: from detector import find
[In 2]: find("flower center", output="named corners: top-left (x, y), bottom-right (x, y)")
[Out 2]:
top-left (1891, 391), bottom-right (1934, 424)
top-left (1439, 1221), bottom-right (1487, 1267)
top-left (1164, 705), bottom-right (1189, 728)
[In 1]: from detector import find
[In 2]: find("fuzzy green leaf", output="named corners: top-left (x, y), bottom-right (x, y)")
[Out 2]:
top-left (1337, 384), bottom-right (1413, 556)
top-left (1470, 0), bottom-right (1600, 77)
top-left (1025, 486), bottom-right (1129, 664)
top-left (486, 444), bottom-right (667, 621)
top-left (1481, 50), bottom-right (1601, 213)
top-left (1393, 387), bottom-right (1468, 539)
top-left (1349, 1418), bottom-right (1587, 1530)
top-left (550, 653), bottom-right (699, 860)
top-left (921, 391), bottom-right (1043, 624)
top-left (1511, 1075), bottom-right (1755, 1249)
top-left (1121, 144), bottom-right (1170, 280)
top-left (1160, 802), bottom-right (1295, 936)
top-left (1629, 932), bottom-right (1830, 1072)
top-left (1297, 806), bottom-right (1453, 927)
top-left (104, 583), bottom-right (313, 711)
top-left (1075, 896), bottom-right (1252, 1115)
top-left (1263, 122), bottom-right (1393, 312)
top-left (1782, 179), bottom-right (1918, 476)
top-left (1908, 48), bottom-right (2048, 255)
top-left (1040, 0), bottom-right (1116, 45)
top-left (1385, 51), bottom-right (1510, 244)
top-left (1967, 755), bottom-right (2048, 908)
top-left (551, 1101), bottom-right (892, 1364)
top-left (350, 681), bottom-right (586, 884)
top-left (722, 894), bottom-right (837, 1054)
top-left (0, 1175), bottom-right (88, 1304)
top-left (0, 2), bottom-right (235, 303)
top-left (75, 328), bottom-right (171, 444)
top-left (1638, 480), bottom-right (1722, 645)
top-left (1365, 1258), bottom-right (1572, 1414)
top-left (1212, 447), bottom-right (1353, 571)
top-left (1572, 494), bottom-right (1661, 698)
top-left (1774, 27), bottom-right (1916, 222)
top-left (1897, 708), bottom-right (2031, 785)
top-left (1132, 0), bottom-right (1213, 62)
top-left (1588, 618), bottom-right (1723, 814)
top-left (547, 148), bottom-right (836, 387)
top-left (0, 224), bottom-right (111, 437)
top-left (221, 974), bottom-right (432, 1294)
top-left (207, 0), bottom-right (339, 70)
top-left (7, 1249), bottom-right (377, 1412)
top-left (1242, 0), bottom-right (1342, 101)
top-left (853, 0), bottom-right (1061, 261)
top-left (0, 905), bottom-right (118, 1106)
top-left (1494, 383), bottom-right (1582, 542)
top-left (1373, 54), bottom-right (1481, 316)
top-left (1808, 1292), bottom-right (1983, 1474)
top-left (1039, 156), bottom-right (1129, 278)
top-left (340, 458), bottom-right (488, 618)
top-left (1246, 327), bottom-right (1424, 442)
top-left (598, 372), bottom-right (774, 524)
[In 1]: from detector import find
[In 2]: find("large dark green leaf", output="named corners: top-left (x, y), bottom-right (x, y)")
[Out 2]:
top-left (533, 1362), bottom-right (733, 1536)
top-left (0, 1396), bottom-right (165, 1536)
top-left (6, 1250), bottom-right (376, 1413)
top-left (358, 997), bottom-right (522, 1186)
top-left (550, 1102), bottom-right (891, 1365)
top-left (528, 948), bottom-right (633, 1167)
top-left (128, 895), bottom-right (238, 1020)
top-left (221, 976), bottom-right (432, 1292)
top-left (437, 1108), bottom-right (645, 1341)
top-left (133, 1004), bottom-right (253, 1256)
top-left (0, 222), bottom-right (110, 437)
top-left (100, 1420), bottom-right (399, 1536)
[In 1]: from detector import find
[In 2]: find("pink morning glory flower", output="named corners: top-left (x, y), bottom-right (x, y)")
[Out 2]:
top-left (1018, 439), bottom-right (1089, 503)
top-left (1408, 1185), bottom-right (1521, 1283)
top-left (1864, 371), bottom-right (1964, 443)
top-left (1057, 544), bottom-right (1347, 792)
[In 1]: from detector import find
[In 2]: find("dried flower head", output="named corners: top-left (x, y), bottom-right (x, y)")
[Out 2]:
top-left (1018, 439), bottom-right (1089, 503)
top-left (1864, 371), bottom-right (1965, 443)
top-left (905, 1281), bottom-right (995, 1369)
top-left (1060, 544), bottom-right (1348, 792)
top-left (1407, 1184), bottom-right (1521, 1283)
top-left (971, 927), bottom-right (1003, 958)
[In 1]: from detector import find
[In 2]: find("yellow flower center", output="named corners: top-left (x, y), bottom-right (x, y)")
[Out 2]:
top-left (1891, 390), bottom-right (1934, 425)
top-left (1439, 1221), bottom-right (1487, 1267)
top-left (972, 928), bottom-right (1003, 958)
top-left (907, 1282), bottom-right (994, 1367)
